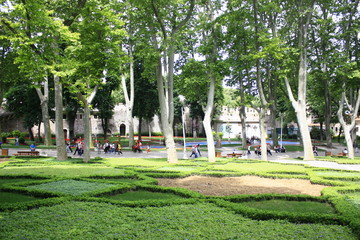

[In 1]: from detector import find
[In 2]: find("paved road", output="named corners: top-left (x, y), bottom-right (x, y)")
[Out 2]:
top-left (7, 143), bottom-right (360, 171)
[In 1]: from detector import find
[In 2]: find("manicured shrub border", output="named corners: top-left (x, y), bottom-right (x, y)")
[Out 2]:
top-left (1, 165), bottom-right (360, 238)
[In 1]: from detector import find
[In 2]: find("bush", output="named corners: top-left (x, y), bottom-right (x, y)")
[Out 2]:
top-left (19, 137), bottom-right (26, 144)
top-left (11, 130), bottom-right (27, 138)
top-left (310, 128), bottom-right (325, 140)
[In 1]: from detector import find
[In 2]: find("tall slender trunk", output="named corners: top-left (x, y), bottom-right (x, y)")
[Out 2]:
top-left (240, 105), bottom-right (247, 148)
top-left (121, 73), bottom-right (134, 147)
top-left (35, 77), bottom-right (51, 146)
top-left (239, 81), bottom-right (247, 148)
top-left (155, 56), bottom-right (178, 163)
top-left (54, 75), bottom-right (67, 160)
top-left (203, 73), bottom-right (216, 162)
top-left (82, 102), bottom-right (91, 162)
top-left (324, 67), bottom-right (332, 147)
top-left (77, 86), bottom-right (98, 163)
top-left (138, 117), bottom-right (143, 141)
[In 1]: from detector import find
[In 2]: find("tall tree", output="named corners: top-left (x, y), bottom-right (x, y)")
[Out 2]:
top-left (1, 0), bottom-right (84, 160)
top-left (133, 0), bottom-right (195, 163)
top-left (283, 0), bottom-right (316, 160)
top-left (335, 0), bottom-right (360, 159)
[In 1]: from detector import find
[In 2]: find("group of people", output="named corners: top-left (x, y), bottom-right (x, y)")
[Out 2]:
top-left (99, 140), bottom-right (123, 154)
top-left (248, 144), bottom-right (286, 156)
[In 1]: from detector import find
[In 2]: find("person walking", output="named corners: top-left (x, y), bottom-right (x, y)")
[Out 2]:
top-left (313, 145), bottom-right (318, 156)
top-left (197, 144), bottom-right (201, 156)
top-left (267, 144), bottom-right (272, 156)
top-left (117, 142), bottom-right (123, 154)
top-left (247, 144), bottom-right (251, 154)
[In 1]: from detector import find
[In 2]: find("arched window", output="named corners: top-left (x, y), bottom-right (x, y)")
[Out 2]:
top-left (120, 124), bottom-right (126, 136)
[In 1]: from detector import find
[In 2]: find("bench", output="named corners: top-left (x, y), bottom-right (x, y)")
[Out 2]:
top-left (13, 151), bottom-right (40, 156)
top-left (335, 152), bottom-right (347, 157)
top-left (227, 153), bottom-right (242, 158)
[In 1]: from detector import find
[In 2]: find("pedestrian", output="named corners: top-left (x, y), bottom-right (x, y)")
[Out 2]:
top-left (66, 142), bottom-right (72, 153)
top-left (197, 144), bottom-right (201, 156)
top-left (15, 136), bottom-right (19, 146)
top-left (190, 144), bottom-right (198, 158)
top-left (247, 144), bottom-right (251, 154)
top-left (77, 141), bottom-right (84, 156)
top-left (354, 142), bottom-right (359, 153)
top-left (313, 145), bottom-right (318, 156)
top-left (96, 141), bottom-right (101, 154)
top-left (117, 142), bottom-right (123, 154)
top-left (104, 141), bottom-right (110, 153)
top-left (73, 141), bottom-right (79, 155)
top-left (267, 144), bottom-right (272, 156)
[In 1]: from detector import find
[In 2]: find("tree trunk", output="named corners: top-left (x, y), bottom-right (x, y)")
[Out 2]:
top-left (121, 73), bottom-right (135, 148)
top-left (203, 73), bottom-right (216, 162)
top-left (138, 117), bottom-right (143, 142)
top-left (155, 56), bottom-right (178, 163)
top-left (77, 86), bottom-right (99, 163)
top-left (259, 109), bottom-right (268, 161)
top-left (324, 70), bottom-right (332, 147)
top-left (35, 78), bottom-right (52, 146)
top-left (82, 102), bottom-right (91, 162)
top-left (54, 75), bottom-right (67, 160)
top-left (28, 127), bottom-right (34, 141)
top-left (270, 105), bottom-right (278, 147)
top-left (240, 105), bottom-right (247, 148)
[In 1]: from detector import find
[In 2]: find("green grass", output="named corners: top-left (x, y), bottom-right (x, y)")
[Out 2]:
top-left (157, 166), bottom-right (199, 172)
top-left (241, 199), bottom-right (336, 214)
top-left (0, 165), bottom-right (125, 177)
top-left (212, 162), bottom-right (307, 173)
top-left (27, 180), bottom-right (115, 195)
top-left (104, 190), bottom-right (184, 201)
top-left (0, 191), bottom-right (40, 203)
top-left (85, 178), bottom-right (139, 184)
top-left (1, 155), bottom-right (359, 239)
top-left (314, 171), bottom-right (360, 178)
top-left (27, 180), bottom-right (116, 196)
top-left (0, 202), bottom-right (356, 240)
top-left (0, 178), bottom-right (42, 187)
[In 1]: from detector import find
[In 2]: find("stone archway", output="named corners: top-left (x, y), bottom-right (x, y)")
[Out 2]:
top-left (120, 124), bottom-right (126, 136)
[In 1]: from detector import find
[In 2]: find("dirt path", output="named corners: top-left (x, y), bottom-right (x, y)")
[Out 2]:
top-left (157, 175), bottom-right (328, 196)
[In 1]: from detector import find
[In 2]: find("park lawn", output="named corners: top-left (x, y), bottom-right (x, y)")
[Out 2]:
top-left (0, 165), bottom-right (125, 178)
top-left (241, 199), bottom-right (336, 214)
top-left (0, 191), bottom-right (40, 203)
top-left (0, 156), bottom-right (359, 239)
top-left (104, 190), bottom-right (185, 201)
top-left (211, 162), bottom-right (307, 174)
top-left (105, 157), bottom-right (171, 168)
top-left (0, 201), bottom-right (356, 240)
